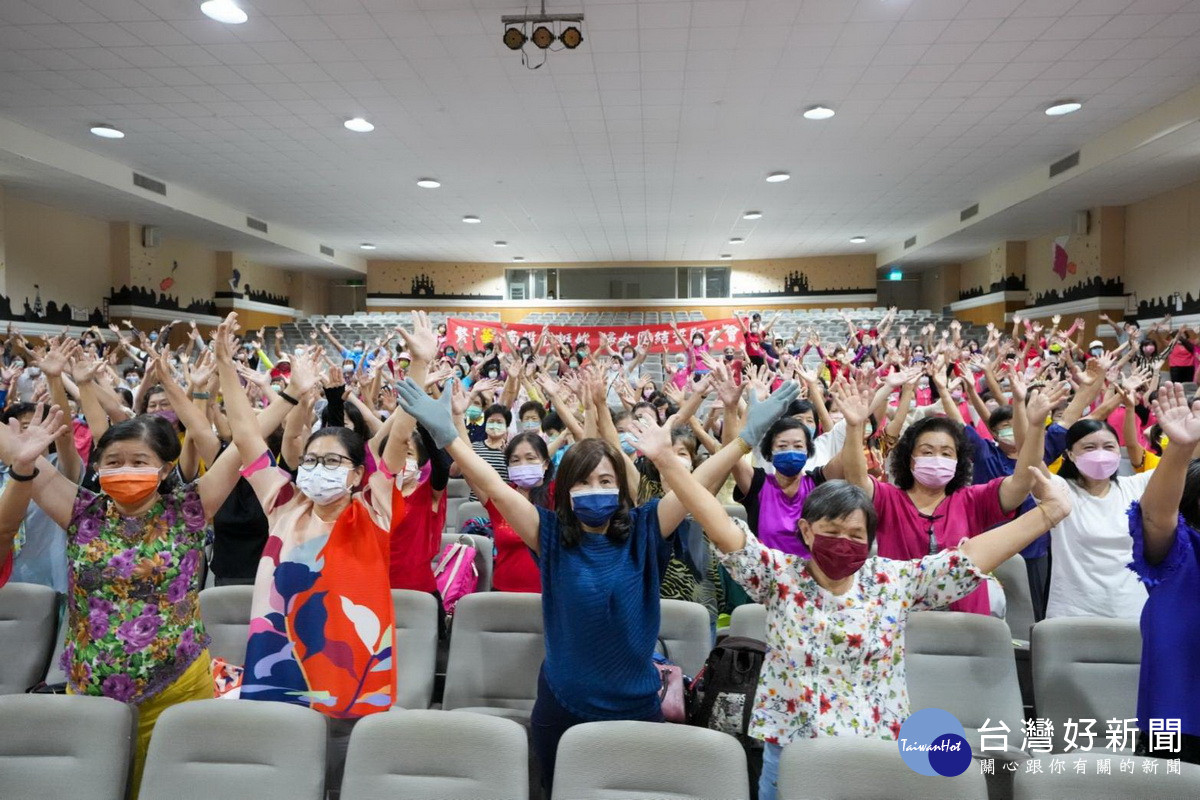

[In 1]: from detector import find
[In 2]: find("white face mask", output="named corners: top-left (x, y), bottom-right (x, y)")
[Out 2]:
top-left (397, 457), bottom-right (420, 487)
top-left (296, 464), bottom-right (352, 505)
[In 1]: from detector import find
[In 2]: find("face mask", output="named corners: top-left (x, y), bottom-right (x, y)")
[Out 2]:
top-left (693, 339), bottom-right (704, 348)
top-left (675, 360), bottom-right (686, 370)
top-left (568, 360), bottom-right (579, 369)
top-left (805, 424), bottom-right (817, 438)
top-left (487, 370), bottom-right (499, 379)
top-left (296, 464), bottom-right (353, 505)
top-left (642, 388), bottom-right (654, 400)
top-left (808, 532), bottom-right (869, 581)
top-left (485, 422), bottom-right (506, 436)
top-left (521, 420), bottom-right (541, 431)
top-left (1073, 450), bottom-right (1120, 481)
top-left (445, 350), bottom-right (456, 360)
top-left (1090, 348), bottom-right (1103, 357)
top-left (27, 367), bottom-right (41, 378)
top-left (353, 346), bottom-right (364, 354)
top-left (995, 427), bottom-right (1015, 446)
top-left (623, 352), bottom-right (635, 362)
top-left (148, 333), bottom-right (159, 343)
top-left (11, 360), bottom-right (23, 370)
top-left (1143, 346), bottom-right (1156, 355)
top-left (772, 451), bottom-right (808, 477)
top-left (509, 463), bottom-right (544, 488)
top-left (917, 379), bottom-right (930, 389)
top-left (454, 368), bottom-right (465, 378)
top-left (155, 409), bottom-right (178, 426)
top-left (343, 364), bottom-right (355, 374)
top-left (570, 488), bottom-right (620, 527)
top-left (466, 406), bottom-right (484, 421)
top-left (99, 466), bottom-right (161, 507)
top-left (619, 432), bottom-right (637, 455)
top-left (397, 458), bottom-right (421, 487)
top-left (912, 455), bottom-right (957, 488)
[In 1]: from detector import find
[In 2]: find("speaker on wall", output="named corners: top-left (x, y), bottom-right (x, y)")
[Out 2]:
top-left (142, 225), bottom-right (160, 248)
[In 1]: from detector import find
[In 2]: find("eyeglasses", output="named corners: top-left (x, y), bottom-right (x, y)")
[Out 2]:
top-left (299, 453), bottom-right (353, 470)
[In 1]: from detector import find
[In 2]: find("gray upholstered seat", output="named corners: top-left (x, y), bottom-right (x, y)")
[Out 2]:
top-left (391, 589), bottom-right (438, 709)
top-left (442, 591), bottom-right (543, 722)
top-left (659, 598), bottom-right (714, 676)
top-left (139, 699), bottom-right (326, 800)
top-left (551, 720), bottom-right (750, 800)
top-left (727, 603), bottom-right (766, 642)
top-left (198, 584), bottom-right (254, 665)
top-left (994, 554), bottom-right (1035, 644)
top-left (340, 710), bottom-right (528, 800)
top-left (0, 581), bottom-right (57, 694)
top-left (0, 694), bottom-right (133, 800)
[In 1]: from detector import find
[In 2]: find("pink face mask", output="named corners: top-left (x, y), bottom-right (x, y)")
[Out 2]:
top-left (1072, 450), bottom-right (1119, 481)
top-left (912, 456), bottom-right (957, 488)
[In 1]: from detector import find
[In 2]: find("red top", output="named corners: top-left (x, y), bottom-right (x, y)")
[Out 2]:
top-left (485, 495), bottom-right (545, 593)
top-left (744, 331), bottom-right (764, 358)
top-left (388, 480), bottom-right (445, 594)
top-left (0, 550), bottom-right (10, 589)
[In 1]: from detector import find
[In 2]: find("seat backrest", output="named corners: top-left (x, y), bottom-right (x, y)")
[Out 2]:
top-left (777, 736), bottom-right (987, 799)
top-left (0, 694), bottom-right (133, 800)
top-left (994, 554), bottom-right (1035, 643)
top-left (446, 478), bottom-right (469, 498)
top-left (198, 584), bottom-right (254, 665)
top-left (442, 592), bottom-right (543, 711)
top-left (391, 590), bottom-right (438, 709)
top-left (551, 720), bottom-right (749, 800)
top-left (727, 603), bottom-right (766, 641)
top-left (1031, 617), bottom-right (1141, 752)
top-left (1014, 753), bottom-right (1200, 799)
top-left (341, 710), bottom-right (528, 800)
top-left (140, 699), bottom-right (326, 800)
top-left (659, 599), bottom-right (714, 676)
top-left (0, 581), bottom-right (58, 693)
top-left (906, 611), bottom-right (1024, 739)
top-left (438, 532), bottom-right (494, 593)
top-left (455, 500), bottom-right (487, 532)
top-left (723, 504), bottom-right (748, 523)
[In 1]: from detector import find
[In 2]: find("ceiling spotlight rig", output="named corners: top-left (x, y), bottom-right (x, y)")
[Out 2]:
top-left (502, 1), bottom-right (584, 69)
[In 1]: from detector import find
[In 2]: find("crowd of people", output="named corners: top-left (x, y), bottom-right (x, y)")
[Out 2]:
top-left (0, 306), bottom-right (1198, 799)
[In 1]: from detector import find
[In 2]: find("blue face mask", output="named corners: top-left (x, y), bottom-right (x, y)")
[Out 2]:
top-left (571, 489), bottom-right (620, 528)
top-left (619, 432), bottom-right (637, 455)
top-left (772, 451), bottom-right (808, 477)
top-left (805, 424), bottom-right (817, 438)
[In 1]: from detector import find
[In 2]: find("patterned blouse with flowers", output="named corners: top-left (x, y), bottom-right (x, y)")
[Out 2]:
top-left (718, 520), bottom-right (984, 746)
top-left (63, 484), bottom-right (211, 704)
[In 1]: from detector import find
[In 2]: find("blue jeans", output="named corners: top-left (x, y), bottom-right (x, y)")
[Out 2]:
top-left (760, 742), bottom-right (782, 800)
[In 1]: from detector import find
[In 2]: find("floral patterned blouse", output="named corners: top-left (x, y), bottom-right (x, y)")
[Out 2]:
top-left (717, 520), bottom-right (984, 746)
top-left (62, 484), bottom-right (212, 704)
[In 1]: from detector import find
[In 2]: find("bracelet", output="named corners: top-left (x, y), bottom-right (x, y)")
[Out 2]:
top-left (8, 467), bottom-right (39, 482)
top-left (278, 390), bottom-right (300, 406)
top-left (190, 391), bottom-right (210, 400)
top-left (734, 436), bottom-right (754, 455)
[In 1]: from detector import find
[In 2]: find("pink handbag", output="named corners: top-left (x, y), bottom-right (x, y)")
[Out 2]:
top-left (434, 536), bottom-right (479, 616)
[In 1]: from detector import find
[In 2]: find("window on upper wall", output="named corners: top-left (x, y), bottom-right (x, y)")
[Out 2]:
top-left (677, 267), bottom-right (730, 299)
top-left (506, 268), bottom-right (560, 300)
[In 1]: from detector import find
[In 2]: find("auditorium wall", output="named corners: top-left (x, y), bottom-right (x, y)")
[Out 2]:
top-left (1124, 176), bottom-right (1200, 318)
top-left (3, 194), bottom-right (110, 316)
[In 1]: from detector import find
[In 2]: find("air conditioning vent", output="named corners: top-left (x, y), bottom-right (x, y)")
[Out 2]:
top-left (960, 203), bottom-right (979, 221)
top-left (246, 216), bottom-right (268, 233)
top-left (132, 172), bottom-right (166, 196)
top-left (320, 245), bottom-right (335, 257)
top-left (1049, 151), bottom-right (1080, 178)
top-left (904, 236), bottom-right (917, 249)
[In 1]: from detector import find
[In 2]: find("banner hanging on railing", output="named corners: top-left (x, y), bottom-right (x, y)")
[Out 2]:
top-left (444, 317), bottom-right (742, 354)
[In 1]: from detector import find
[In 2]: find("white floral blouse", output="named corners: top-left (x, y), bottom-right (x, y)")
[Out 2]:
top-left (718, 520), bottom-right (985, 746)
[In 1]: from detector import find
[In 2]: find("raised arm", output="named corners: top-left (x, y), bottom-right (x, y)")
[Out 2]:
top-left (999, 385), bottom-right (1068, 511)
top-left (960, 468), bottom-right (1071, 573)
top-left (36, 338), bottom-right (84, 484)
top-left (1138, 383), bottom-right (1200, 564)
top-left (319, 324), bottom-right (347, 355)
top-left (831, 377), bottom-right (875, 500)
top-left (0, 404), bottom-right (77, 530)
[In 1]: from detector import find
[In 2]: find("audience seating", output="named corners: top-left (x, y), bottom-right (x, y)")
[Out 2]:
top-left (551, 720), bottom-right (750, 800)
top-left (727, 603), bottom-right (767, 642)
top-left (777, 736), bottom-right (988, 800)
top-left (391, 590), bottom-right (439, 709)
top-left (724, 504), bottom-right (749, 524)
top-left (1014, 753), bottom-right (1200, 799)
top-left (659, 599), bottom-right (715, 676)
top-left (1031, 617), bottom-right (1141, 754)
top-left (0, 581), bottom-right (58, 694)
top-left (455, 499), bottom-right (488, 533)
top-left (340, 710), bottom-right (528, 800)
top-left (441, 592), bottom-right (544, 722)
top-left (139, 699), bottom-right (326, 800)
top-left (906, 611), bottom-right (1028, 760)
top-left (994, 555), bottom-right (1036, 645)
top-left (0, 694), bottom-right (133, 800)
top-left (438, 532), bottom-right (494, 593)
top-left (198, 584), bottom-right (254, 666)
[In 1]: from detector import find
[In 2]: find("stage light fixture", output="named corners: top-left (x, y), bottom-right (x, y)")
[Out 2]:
top-left (560, 26), bottom-right (583, 48)
top-left (531, 25), bottom-right (555, 48)
top-left (501, 2), bottom-right (584, 68)
top-left (503, 26), bottom-right (527, 50)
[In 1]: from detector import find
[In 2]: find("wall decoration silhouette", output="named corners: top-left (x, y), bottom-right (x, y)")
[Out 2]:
top-left (958, 274), bottom-right (1027, 302)
top-left (109, 285), bottom-right (217, 316)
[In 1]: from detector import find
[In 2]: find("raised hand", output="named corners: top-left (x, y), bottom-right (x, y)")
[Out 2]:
top-left (1151, 382), bottom-right (1200, 447)
top-left (2, 403), bottom-right (68, 470)
top-left (212, 312), bottom-right (240, 363)
top-left (450, 379), bottom-right (471, 417)
top-left (397, 310), bottom-right (438, 364)
top-left (1029, 467), bottom-right (1072, 526)
top-left (831, 376), bottom-right (872, 427)
top-left (236, 363), bottom-right (270, 392)
top-left (886, 364), bottom-right (923, 389)
top-left (1026, 383), bottom-right (1069, 424)
top-left (626, 413), bottom-right (679, 463)
top-left (185, 350), bottom-right (217, 390)
top-left (38, 336), bottom-right (78, 378)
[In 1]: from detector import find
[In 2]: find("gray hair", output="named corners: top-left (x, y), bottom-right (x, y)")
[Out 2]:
top-left (801, 480), bottom-right (878, 546)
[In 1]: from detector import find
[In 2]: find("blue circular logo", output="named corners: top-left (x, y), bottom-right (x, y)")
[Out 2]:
top-left (897, 708), bottom-right (972, 777)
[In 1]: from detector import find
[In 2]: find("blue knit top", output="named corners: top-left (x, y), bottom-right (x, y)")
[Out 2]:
top-left (536, 500), bottom-right (673, 720)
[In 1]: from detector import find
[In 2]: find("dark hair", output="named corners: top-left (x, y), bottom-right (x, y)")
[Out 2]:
top-left (1148, 423), bottom-right (1164, 456)
top-left (484, 403), bottom-right (512, 427)
top-left (631, 401), bottom-right (655, 419)
top-left (117, 388), bottom-right (134, 408)
top-left (1057, 419), bottom-right (1119, 483)
top-left (1181, 459), bottom-right (1200, 531)
top-left (759, 417), bottom-right (813, 461)
top-left (95, 414), bottom-right (182, 465)
top-left (137, 384), bottom-right (169, 414)
top-left (542, 411), bottom-right (564, 435)
top-left (305, 426), bottom-right (366, 469)
top-left (987, 406), bottom-right (1014, 431)
top-left (518, 401), bottom-right (546, 423)
top-left (344, 402), bottom-right (370, 441)
top-left (505, 432), bottom-right (552, 508)
top-left (801, 480), bottom-right (879, 548)
top-left (889, 416), bottom-right (973, 493)
top-left (554, 438), bottom-right (633, 547)
top-left (786, 399), bottom-right (815, 419)
top-left (0, 402), bottom-right (37, 424)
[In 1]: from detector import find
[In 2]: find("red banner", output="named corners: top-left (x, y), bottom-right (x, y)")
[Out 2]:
top-left (445, 317), bottom-right (742, 354)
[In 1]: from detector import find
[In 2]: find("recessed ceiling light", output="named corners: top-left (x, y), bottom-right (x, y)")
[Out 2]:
top-left (742, 211), bottom-right (762, 220)
top-left (343, 117), bottom-right (374, 133)
top-left (90, 124), bottom-right (124, 139)
top-left (729, 237), bottom-right (744, 245)
top-left (765, 172), bottom-right (790, 183)
top-left (850, 236), bottom-right (867, 243)
top-left (416, 178), bottom-right (441, 188)
top-left (512, 256), bottom-right (525, 261)
top-left (359, 243), bottom-right (376, 250)
top-left (494, 241), bottom-right (508, 247)
top-left (803, 105), bottom-right (835, 120)
top-left (200, 0), bottom-right (247, 24)
top-left (1045, 100), bottom-right (1082, 117)
top-left (462, 215), bottom-right (481, 224)
top-left (719, 254), bottom-right (732, 259)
